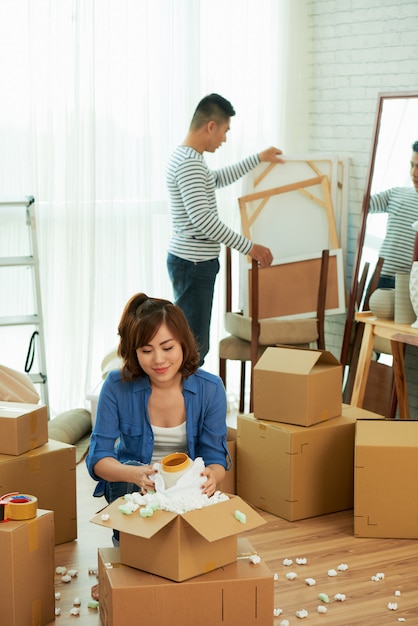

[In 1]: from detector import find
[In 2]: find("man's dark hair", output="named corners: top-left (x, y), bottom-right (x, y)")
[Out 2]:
top-left (412, 141), bottom-right (418, 153)
top-left (190, 93), bottom-right (236, 130)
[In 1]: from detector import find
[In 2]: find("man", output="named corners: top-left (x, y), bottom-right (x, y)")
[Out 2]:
top-left (166, 93), bottom-right (284, 364)
top-left (370, 140), bottom-right (418, 288)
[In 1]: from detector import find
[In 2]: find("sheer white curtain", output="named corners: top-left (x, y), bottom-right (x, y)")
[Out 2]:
top-left (0, 0), bottom-right (307, 416)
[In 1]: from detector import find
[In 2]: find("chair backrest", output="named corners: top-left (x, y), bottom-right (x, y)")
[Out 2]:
top-left (249, 250), bottom-right (330, 370)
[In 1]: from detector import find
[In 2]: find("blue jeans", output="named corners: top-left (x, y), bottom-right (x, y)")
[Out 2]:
top-left (103, 461), bottom-right (143, 543)
top-left (377, 274), bottom-right (395, 289)
top-left (167, 253), bottom-right (220, 365)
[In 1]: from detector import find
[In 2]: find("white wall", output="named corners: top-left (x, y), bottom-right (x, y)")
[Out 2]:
top-left (306, 0), bottom-right (418, 414)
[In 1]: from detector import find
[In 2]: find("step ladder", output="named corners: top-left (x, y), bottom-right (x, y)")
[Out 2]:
top-left (0, 196), bottom-right (49, 409)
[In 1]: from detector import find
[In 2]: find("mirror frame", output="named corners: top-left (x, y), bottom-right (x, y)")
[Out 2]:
top-left (340, 90), bottom-right (418, 367)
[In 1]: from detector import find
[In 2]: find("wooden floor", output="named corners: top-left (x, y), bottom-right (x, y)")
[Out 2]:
top-left (51, 461), bottom-right (418, 625)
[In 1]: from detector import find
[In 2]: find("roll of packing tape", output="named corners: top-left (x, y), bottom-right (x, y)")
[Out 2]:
top-left (1, 493), bottom-right (38, 521)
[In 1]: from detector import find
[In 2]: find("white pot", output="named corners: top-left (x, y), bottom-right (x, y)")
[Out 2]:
top-left (369, 288), bottom-right (395, 320)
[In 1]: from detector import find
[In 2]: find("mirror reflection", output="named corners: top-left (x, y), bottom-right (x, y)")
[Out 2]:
top-left (360, 96), bottom-right (418, 295)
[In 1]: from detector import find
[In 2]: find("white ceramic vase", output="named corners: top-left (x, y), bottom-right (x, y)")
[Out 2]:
top-left (409, 261), bottom-right (418, 328)
top-left (394, 273), bottom-right (416, 324)
top-left (368, 288), bottom-right (395, 319)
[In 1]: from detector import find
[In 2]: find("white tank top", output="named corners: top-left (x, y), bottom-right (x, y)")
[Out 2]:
top-left (151, 421), bottom-right (188, 464)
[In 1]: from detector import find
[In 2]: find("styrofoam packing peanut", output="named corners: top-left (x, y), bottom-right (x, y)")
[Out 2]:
top-left (104, 562), bottom-right (113, 569)
top-left (286, 572), bottom-right (297, 580)
top-left (273, 608), bottom-right (283, 617)
top-left (87, 600), bottom-right (99, 610)
top-left (337, 563), bottom-right (348, 571)
top-left (371, 575), bottom-right (380, 582)
top-left (317, 605), bottom-right (328, 613)
top-left (376, 572), bottom-right (385, 579)
top-left (279, 621), bottom-right (290, 626)
top-left (318, 592), bottom-right (329, 603)
top-left (395, 590), bottom-right (401, 596)
top-left (55, 566), bottom-right (67, 575)
top-left (67, 569), bottom-right (78, 578)
top-left (388, 602), bottom-right (398, 611)
top-left (70, 607), bottom-right (80, 616)
top-left (295, 557), bottom-right (307, 565)
top-left (140, 505), bottom-right (154, 518)
top-left (249, 554), bottom-right (261, 564)
top-left (304, 577), bottom-right (316, 586)
top-left (234, 510), bottom-right (247, 523)
top-left (273, 573), bottom-right (279, 581)
top-left (55, 608), bottom-right (61, 616)
top-left (55, 592), bottom-right (61, 600)
top-left (61, 574), bottom-right (72, 583)
top-left (101, 513), bottom-right (110, 521)
top-left (88, 567), bottom-right (98, 576)
top-left (282, 558), bottom-right (293, 566)
top-left (73, 597), bottom-right (81, 606)
top-left (334, 593), bottom-right (346, 602)
top-left (397, 618), bottom-right (406, 622)
top-left (295, 609), bottom-right (309, 618)
top-left (327, 569), bottom-right (338, 577)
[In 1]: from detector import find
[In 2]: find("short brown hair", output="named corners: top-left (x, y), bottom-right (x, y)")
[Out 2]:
top-left (117, 293), bottom-right (199, 381)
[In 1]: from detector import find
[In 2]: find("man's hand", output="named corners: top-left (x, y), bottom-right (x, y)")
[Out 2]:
top-left (258, 146), bottom-right (285, 164)
top-left (249, 243), bottom-right (273, 268)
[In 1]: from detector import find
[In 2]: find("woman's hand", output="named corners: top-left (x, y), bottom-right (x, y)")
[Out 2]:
top-left (137, 466), bottom-right (158, 493)
top-left (200, 463), bottom-right (226, 497)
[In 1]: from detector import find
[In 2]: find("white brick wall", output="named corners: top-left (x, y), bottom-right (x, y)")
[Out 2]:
top-left (306, 0), bottom-right (418, 415)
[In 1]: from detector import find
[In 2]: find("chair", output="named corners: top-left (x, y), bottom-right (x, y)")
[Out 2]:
top-left (219, 247), bottom-right (330, 412)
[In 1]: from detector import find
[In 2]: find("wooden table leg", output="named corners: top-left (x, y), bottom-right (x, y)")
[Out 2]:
top-left (351, 323), bottom-right (375, 407)
top-left (390, 340), bottom-right (410, 419)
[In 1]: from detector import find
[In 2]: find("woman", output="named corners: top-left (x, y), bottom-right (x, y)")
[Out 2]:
top-left (86, 292), bottom-right (230, 515)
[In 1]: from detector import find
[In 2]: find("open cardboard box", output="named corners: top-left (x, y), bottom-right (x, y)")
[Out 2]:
top-left (354, 419), bottom-right (418, 539)
top-left (98, 538), bottom-right (274, 626)
top-left (253, 346), bottom-right (342, 427)
top-left (0, 401), bottom-right (48, 455)
top-left (91, 494), bottom-right (265, 581)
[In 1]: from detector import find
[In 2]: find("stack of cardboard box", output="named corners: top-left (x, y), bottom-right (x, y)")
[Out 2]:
top-left (236, 346), bottom-right (360, 522)
top-left (0, 401), bottom-right (77, 544)
top-left (90, 477), bottom-right (274, 625)
top-left (235, 345), bottom-right (418, 540)
top-left (0, 402), bottom-right (61, 626)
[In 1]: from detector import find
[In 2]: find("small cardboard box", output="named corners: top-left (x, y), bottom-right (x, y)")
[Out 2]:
top-left (354, 419), bottom-right (418, 539)
top-left (98, 539), bottom-right (274, 626)
top-left (0, 509), bottom-right (55, 626)
top-left (91, 494), bottom-right (265, 582)
top-left (236, 412), bottom-right (355, 521)
top-left (0, 401), bottom-right (48, 455)
top-left (253, 346), bottom-right (342, 426)
top-left (0, 439), bottom-right (77, 544)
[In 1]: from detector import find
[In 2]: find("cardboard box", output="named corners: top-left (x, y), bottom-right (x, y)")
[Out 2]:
top-left (219, 427), bottom-right (237, 494)
top-left (0, 509), bottom-right (55, 626)
top-left (91, 494), bottom-right (265, 581)
top-left (0, 401), bottom-right (48, 455)
top-left (98, 539), bottom-right (274, 626)
top-left (354, 419), bottom-right (418, 539)
top-left (0, 439), bottom-right (77, 544)
top-left (253, 346), bottom-right (342, 426)
top-left (236, 413), bottom-right (355, 521)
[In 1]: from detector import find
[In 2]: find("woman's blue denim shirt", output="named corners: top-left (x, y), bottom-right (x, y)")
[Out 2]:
top-left (86, 368), bottom-right (230, 497)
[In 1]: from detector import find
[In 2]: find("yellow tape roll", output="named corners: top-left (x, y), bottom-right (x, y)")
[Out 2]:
top-left (4, 494), bottom-right (38, 520)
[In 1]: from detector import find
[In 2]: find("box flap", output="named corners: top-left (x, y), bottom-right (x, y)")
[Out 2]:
top-left (356, 419), bottom-right (418, 447)
top-left (254, 346), bottom-right (322, 375)
top-left (181, 495), bottom-right (265, 541)
top-left (90, 494), bottom-right (265, 541)
top-left (90, 498), bottom-right (178, 538)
